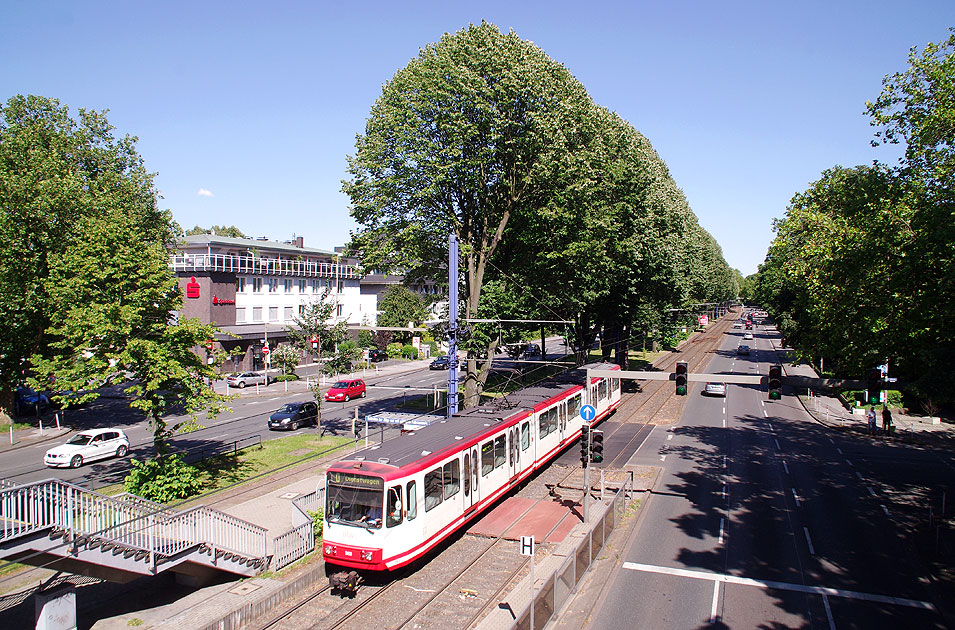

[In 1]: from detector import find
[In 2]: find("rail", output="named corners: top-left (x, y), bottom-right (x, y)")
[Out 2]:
top-left (169, 253), bottom-right (360, 279)
top-left (0, 478), bottom-right (268, 569)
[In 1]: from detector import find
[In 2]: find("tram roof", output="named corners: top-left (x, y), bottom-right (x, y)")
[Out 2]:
top-left (337, 362), bottom-right (619, 473)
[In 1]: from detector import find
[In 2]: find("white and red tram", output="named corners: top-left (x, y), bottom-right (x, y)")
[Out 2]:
top-left (322, 363), bottom-right (621, 585)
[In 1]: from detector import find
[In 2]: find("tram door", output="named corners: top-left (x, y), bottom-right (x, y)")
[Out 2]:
top-left (558, 402), bottom-right (567, 442)
top-left (508, 428), bottom-right (518, 479)
top-left (464, 447), bottom-right (479, 510)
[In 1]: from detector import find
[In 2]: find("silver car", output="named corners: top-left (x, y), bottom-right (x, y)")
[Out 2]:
top-left (227, 371), bottom-right (268, 388)
top-left (704, 382), bottom-right (727, 397)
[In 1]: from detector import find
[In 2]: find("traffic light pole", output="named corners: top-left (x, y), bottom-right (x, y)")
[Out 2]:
top-left (583, 465), bottom-right (590, 523)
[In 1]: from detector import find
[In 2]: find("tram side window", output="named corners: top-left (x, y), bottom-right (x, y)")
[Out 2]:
top-left (495, 435), bottom-right (506, 468)
top-left (443, 460), bottom-right (460, 499)
top-left (521, 422), bottom-right (530, 450)
top-left (386, 485), bottom-right (403, 528)
top-left (612, 378), bottom-right (620, 393)
top-left (547, 408), bottom-right (558, 435)
top-left (598, 379), bottom-right (608, 401)
top-left (464, 454), bottom-right (471, 496)
top-left (425, 467), bottom-right (443, 511)
top-left (406, 481), bottom-right (417, 521)
top-left (569, 394), bottom-right (582, 419)
top-left (481, 440), bottom-right (494, 476)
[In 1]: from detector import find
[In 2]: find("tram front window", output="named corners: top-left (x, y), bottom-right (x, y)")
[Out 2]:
top-left (326, 471), bottom-right (384, 530)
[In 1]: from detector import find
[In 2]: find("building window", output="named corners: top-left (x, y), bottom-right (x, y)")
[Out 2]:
top-left (310, 280), bottom-right (319, 293)
top-left (336, 304), bottom-right (343, 318)
top-left (268, 278), bottom-right (278, 293)
top-left (269, 307), bottom-right (278, 321)
top-left (236, 307), bottom-right (246, 323)
top-left (298, 304), bottom-right (306, 316)
top-left (252, 307), bottom-right (263, 322)
top-left (236, 278), bottom-right (246, 293)
top-left (284, 306), bottom-right (293, 320)
top-left (252, 278), bottom-right (263, 293)
top-left (337, 280), bottom-right (344, 293)
top-left (298, 279), bottom-right (306, 293)
top-left (284, 279), bottom-right (292, 293)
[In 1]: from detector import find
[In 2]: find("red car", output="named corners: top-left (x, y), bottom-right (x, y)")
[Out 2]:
top-left (324, 379), bottom-right (366, 402)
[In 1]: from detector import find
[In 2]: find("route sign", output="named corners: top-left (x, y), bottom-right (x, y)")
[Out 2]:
top-left (580, 405), bottom-right (596, 422)
top-left (520, 535), bottom-right (535, 556)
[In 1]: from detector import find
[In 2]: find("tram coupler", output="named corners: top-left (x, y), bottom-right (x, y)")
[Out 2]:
top-left (329, 570), bottom-right (361, 594)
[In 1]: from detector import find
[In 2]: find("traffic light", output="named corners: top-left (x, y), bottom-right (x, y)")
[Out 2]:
top-left (866, 368), bottom-right (882, 405)
top-left (580, 425), bottom-right (590, 468)
top-left (590, 430), bottom-right (604, 464)
top-left (205, 339), bottom-right (214, 352)
top-left (768, 364), bottom-right (782, 400)
top-left (675, 361), bottom-right (688, 396)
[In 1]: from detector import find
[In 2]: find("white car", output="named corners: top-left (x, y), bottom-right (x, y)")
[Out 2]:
top-left (44, 428), bottom-right (129, 468)
top-left (743, 332), bottom-right (754, 340)
top-left (704, 382), bottom-right (727, 397)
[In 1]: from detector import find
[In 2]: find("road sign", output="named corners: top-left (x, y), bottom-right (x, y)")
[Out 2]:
top-left (520, 535), bottom-right (535, 556)
top-left (262, 344), bottom-right (270, 356)
top-left (580, 405), bottom-right (596, 422)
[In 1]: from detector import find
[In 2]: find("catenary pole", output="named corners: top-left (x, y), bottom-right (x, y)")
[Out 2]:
top-left (448, 234), bottom-right (459, 416)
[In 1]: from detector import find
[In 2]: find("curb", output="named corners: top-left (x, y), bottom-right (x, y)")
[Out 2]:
top-left (0, 427), bottom-right (73, 454)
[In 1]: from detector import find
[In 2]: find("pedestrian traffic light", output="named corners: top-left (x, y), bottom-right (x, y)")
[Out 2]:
top-left (205, 339), bottom-right (214, 352)
top-left (590, 430), bottom-right (604, 464)
top-left (768, 364), bottom-right (782, 400)
top-left (675, 361), bottom-right (688, 396)
top-left (580, 425), bottom-right (590, 468)
top-left (866, 368), bottom-right (882, 405)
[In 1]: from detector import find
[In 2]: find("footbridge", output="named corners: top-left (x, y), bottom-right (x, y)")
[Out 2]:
top-left (0, 478), bottom-right (268, 583)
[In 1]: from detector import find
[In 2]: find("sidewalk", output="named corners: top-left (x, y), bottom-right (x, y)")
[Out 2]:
top-left (0, 424), bottom-right (72, 455)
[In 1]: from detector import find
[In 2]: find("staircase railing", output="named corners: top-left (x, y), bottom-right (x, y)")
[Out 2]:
top-left (0, 479), bottom-right (267, 568)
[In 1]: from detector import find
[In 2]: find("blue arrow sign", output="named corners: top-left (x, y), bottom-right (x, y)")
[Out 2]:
top-left (580, 405), bottom-right (596, 422)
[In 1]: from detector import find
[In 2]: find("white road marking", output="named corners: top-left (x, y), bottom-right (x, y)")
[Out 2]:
top-left (774, 438), bottom-right (781, 450)
top-left (828, 437), bottom-right (834, 444)
top-left (836, 447), bottom-right (843, 455)
top-left (768, 422), bottom-right (774, 433)
top-left (845, 459), bottom-right (853, 467)
top-left (855, 472), bottom-right (864, 481)
top-left (867, 486), bottom-right (877, 497)
top-left (723, 455), bottom-right (727, 469)
top-left (763, 409), bottom-right (768, 418)
top-left (792, 488), bottom-right (801, 507)
top-left (722, 416), bottom-right (726, 428)
top-left (782, 460), bottom-right (790, 475)
top-left (822, 594), bottom-right (837, 630)
top-left (710, 578), bottom-right (720, 623)
top-left (718, 517), bottom-right (725, 544)
top-left (660, 455), bottom-right (667, 462)
top-left (722, 484), bottom-right (727, 500)
top-left (881, 504), bottom-right (890, 517)
top-left (621, 562), bottom-right (935, 610)
top-left (804, 527), bottom-right (815, 555)
top-left (667, 434), bottom-right (673, 441)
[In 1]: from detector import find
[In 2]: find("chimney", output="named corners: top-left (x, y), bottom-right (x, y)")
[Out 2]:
top-left (294, 236), bottom-right (304, 248)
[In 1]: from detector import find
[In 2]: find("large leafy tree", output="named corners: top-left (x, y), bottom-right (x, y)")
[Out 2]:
top-left (286, 288), bottom-right (351, 411)
top-left (344, 22), bottom-right (597, 407)
top-left (0, 94), bottom-right (225, 448)
top-left (377, 285), bottom-right (428, 342)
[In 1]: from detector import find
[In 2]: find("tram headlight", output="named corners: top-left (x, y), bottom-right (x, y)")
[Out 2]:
top-left (361, 550), bottom-right (374, 561)
top-left (324, 545), bottom-right (336, 555)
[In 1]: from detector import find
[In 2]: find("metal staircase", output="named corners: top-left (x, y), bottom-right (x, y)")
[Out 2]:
top-left (0, 479), bottom-right (268, 582)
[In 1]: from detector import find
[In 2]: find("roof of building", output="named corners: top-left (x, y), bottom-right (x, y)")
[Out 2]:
top-left (182, 234), bottom-right (343, 258)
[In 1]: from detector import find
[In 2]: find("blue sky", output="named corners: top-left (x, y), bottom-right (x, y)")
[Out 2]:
top-left (4, 1), bottom-right (953, 275)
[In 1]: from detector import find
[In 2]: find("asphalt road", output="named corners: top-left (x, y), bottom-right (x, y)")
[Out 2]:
top-left (590, 325), bottom-right (951, 629)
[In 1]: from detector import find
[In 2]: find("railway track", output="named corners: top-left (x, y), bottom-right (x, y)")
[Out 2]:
top-left (248, 465), bottom-right (582, 630)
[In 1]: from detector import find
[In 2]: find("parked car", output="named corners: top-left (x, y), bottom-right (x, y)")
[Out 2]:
top-left (429, 355), bottom-right (459, 370)
top-left (268, 401), bottom-right (319, 430)
top-left (367, 348), bottom-right (388, 363)
top-left (324, 379), bottom-right (366, 402)
top-left (15, 386), bottom-right (49, 415)
top-left (703, 382), bottom-right (727, 397)
top-left (227, 371), bottom-right (269, 388)
top-left (737, 345), bottom-right (750, 355)
top-left (44, 429), bottom-right (129, 468)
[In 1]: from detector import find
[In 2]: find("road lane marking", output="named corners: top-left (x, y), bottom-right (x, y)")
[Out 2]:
top-left (792, 488), bottom-right (801, 507)
top-left (718, 517), bottom-right (725, 544)
top-left (763, 409), bottom-right (768, 417)
top-left (804, 527), bottom-right (815, 555)
top-left (722, 484), bottom-right (727, 500)
top-left (667, 434), bottom-right (673, 441)
top-left (710, 578), bottom-right (720, 623)
top-left (822, 594), bottom-right (837, 630)
top-left (867, 486), bottom-right (877, 497)
top-left (845, 459), bottom-right (853, 467)
top-left (722, 416), bottom-right (726, 428)
top-left (836, 447), bottom-right (843, 455)
top-left (768, 422), bottom-right (774, 433)
top-left (620, 562), bottom-right (935, 610)
top-left (723, 455), bottom-right (727, 469)
top-left (855, 472), bottom-right (864, 481)
top-left (660, 455), bottom-right (667, 461)
top-left (774, 439), bottom-right (781, 450)
top-left (782, 460), bottom-right (790, 475)
top-left (881, 504), bottom-right (890, 517)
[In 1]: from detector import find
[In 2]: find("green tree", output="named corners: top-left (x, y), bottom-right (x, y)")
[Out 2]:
top-left (286, 288), bottom-right (349, 408)
top-left (185, 225), bottom-right (247, 238)
top-left (0, 94), bottom-right (227, 449)
top-left (377, 286), bottom-right (427, 342)
top-left (270, 344), bottom-right (301, 377)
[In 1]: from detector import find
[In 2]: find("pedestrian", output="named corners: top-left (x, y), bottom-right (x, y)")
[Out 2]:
top-left (866, 408), bottom-right (877, 435)
top-left (882, 405), bottom-right (892, 434)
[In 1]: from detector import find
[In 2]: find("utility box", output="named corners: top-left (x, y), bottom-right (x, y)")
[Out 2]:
top-left (35, 584), bottom-right (76, 630)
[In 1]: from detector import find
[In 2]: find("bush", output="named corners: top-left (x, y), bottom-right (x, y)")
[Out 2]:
top-left (401, 344), bottom-right (418, 359)
top-left (386, 342), bottom-right (403, 358)
top-left (123, 454), bottom-right (204, 503)
top-left (308, 508), bottom-right (324, 540)
top-left (272, 374), bottom-right (299, 382)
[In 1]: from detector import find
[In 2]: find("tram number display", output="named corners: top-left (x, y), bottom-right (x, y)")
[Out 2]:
top-left (327, 471), bottom-right (384, 490)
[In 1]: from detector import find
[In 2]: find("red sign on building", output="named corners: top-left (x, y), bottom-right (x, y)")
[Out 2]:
top-left (186, 277), bottom-right (200, 299)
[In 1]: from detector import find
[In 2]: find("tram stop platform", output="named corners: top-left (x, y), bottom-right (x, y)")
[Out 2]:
top-left (467, 496), bottom-right (582, 544)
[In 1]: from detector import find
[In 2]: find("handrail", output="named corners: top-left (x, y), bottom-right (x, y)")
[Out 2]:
top-left (0, 478), bottom-right (267, 565)
top-left (168, 253), bottom-right (360, 279)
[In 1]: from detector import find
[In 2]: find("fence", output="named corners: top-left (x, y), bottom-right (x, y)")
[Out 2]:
top-left (478, 473), bottom-right (634, 630)
top-left (271, 486), bottom-right (325, 571)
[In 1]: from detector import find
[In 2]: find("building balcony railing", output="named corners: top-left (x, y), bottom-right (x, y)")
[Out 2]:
top-left (169, 253), bottom-right (361, 279)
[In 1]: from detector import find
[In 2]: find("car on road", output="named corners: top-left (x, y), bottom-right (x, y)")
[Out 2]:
top-left (703, 382), bottom-right (727, 397)
top-left (325, 379), bottom-right (366, 402)
top-left (367, 348), bottom-right (388, 362)
top-left (44, 428), bottom-right (129, 468)
top-left (732, 322), bottom-right (743, 329)
top-left (743, 332), bottom-right (754, 340)
top-left (227, 371), bottom-right (269, 388)
top-left (429, 355), bottom-right (459, 370)
top-left (737, 345), bottom-right (750, 355)
top-left (268, 401), bottom-right (319, 430)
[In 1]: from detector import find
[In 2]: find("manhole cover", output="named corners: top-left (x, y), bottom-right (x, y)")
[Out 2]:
top-left (279, 492), bottom-right (300, 500)
top-left (229, 582), bottom-right (262, 596)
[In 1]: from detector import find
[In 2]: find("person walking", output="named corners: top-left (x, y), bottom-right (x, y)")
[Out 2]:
top-left (866, 408), bottom-right (877, 435)
top-left (882, 404), bottom-right (893, 434)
